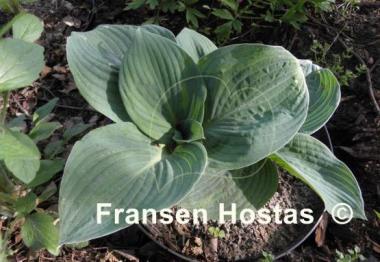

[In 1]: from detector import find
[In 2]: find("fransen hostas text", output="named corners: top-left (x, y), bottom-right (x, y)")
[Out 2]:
top-left (96, 203), bottom-right (315, 225)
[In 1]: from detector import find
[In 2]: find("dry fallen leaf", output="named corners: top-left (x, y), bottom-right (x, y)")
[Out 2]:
top-left (104, 251), bottom-right (120, 262)
top-left (113, 250), bottom-right (139, 262)
top-left (182, 238), bottom-right (204, 257)
top-left (368, 237), bottom-right (380, 254)
top-left (315, 212), bottom-right (329, 247)
top-left (14, 232), bottom-right (22, 244)
top-left (41, 66), bottom-right (52, 78)
top-left (172, 221), bottom-right (191, 237)
top-left (53, 64), bottom-right (68, 74)
top-left (191, 237), bottom-right (203, 256)
top-left (194, 237), bottom-right (202, 246)
top-left (209, 238), bottom-right (218, 254)
top-left (182, 239), bottom-right (190, 254)
top-left (191, 245), bottom-right (203, 256)
top-left (52, 73), bottom-right (66, 81)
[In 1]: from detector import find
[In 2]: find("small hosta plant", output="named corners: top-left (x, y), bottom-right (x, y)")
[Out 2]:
top-left (60, 25), bottom-right (365, 244)
top-left (260, 251), bottom-right (275, 262)
top-left (208, 226), bottom-right (225, 239)
top-left (336, 246), bottom-right (366, 262)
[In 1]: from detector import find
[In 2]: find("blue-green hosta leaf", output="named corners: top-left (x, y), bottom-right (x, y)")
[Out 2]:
top-left (199, 44), bottom-right (308, 170)
top-left (119, 29), bottom-right (206, 140)
top-left (270, 133), bottom-right (365, 219)
top-left (12, 13), bottom-right (44, 42)
top-left (0, 39), bottom-right (44, 92)
top-left (173, 119), bottom-right (205, 143)
top-left (0, 126), bottom-right (40, 183)
top-left (179, 159), bottom-right (278, 219)
top-left (176, 28), bottom-right (217, 63)
top-left (142, 24), bottom-right (176, 40)
top-left (299, 59), bottom-right (320, 75)
top-left (66, 25), bottom-right (175, 122)
top-left (21, 212), bottom-right (60, 255)
top-left (59, 122), bottom-right (207, 244)
top-left (299, 60), bottom-right (341, 134)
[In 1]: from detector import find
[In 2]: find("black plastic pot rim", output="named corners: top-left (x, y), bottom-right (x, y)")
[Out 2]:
top-left (138, 209), bottom-right (325, 262)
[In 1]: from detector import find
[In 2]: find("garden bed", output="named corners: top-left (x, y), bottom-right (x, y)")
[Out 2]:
top-left (1, 0), bottom-right (379, 261)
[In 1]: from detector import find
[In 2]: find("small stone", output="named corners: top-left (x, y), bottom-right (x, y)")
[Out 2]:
top-left (63, 16), bottom-right (81, 28)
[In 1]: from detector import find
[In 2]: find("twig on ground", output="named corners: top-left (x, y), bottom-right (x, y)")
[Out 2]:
top-left (323, 22), bottom-right (347, 59)
top-left (38, 98), bottom-right (95, 111)
top-left (39, 254), bottom-right (56, 261)
top-left (308, 16), bottom-right (380, 115)
top-left (230, 27), bottom-right (255, 41)
top-left (341, 95), bottom-right (356, 102)
top-left (306, 17), bottom-right (354, 43)
top-left (82, 0), bottom-right (102, 31)
top-left (112, 250), bottom-right (139, 261)
top-left (41, 84), bottom-right (56, 98)
top-left (370, 58), bottom-right (380, 73)
top-left (336, 37), bottom-right (380, 115)
top-left (13, 97), bottom-right (31, 117)
top-left (92, 246), bottom-right (109, 250)
top-left (0, 92), bottom-right (10, 124)
top-left (287, 31), bottom-right (298, 51)
top-left (54, 104), bottom-right (94, 111)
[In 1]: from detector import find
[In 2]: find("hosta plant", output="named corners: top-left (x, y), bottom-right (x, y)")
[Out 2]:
top-left (60, 25), bottom-right (365, 244)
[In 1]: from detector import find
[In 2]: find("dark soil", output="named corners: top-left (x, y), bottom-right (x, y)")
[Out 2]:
top-left (1, 0), bottom-right (379, 261)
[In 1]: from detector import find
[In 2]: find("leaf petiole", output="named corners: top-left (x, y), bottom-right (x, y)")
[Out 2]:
top-left (0, 92), bottom-right (10, 124)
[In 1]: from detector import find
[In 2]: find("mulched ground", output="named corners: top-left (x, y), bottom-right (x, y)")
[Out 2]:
top-left (1, 0), bottom-right (379, 261)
